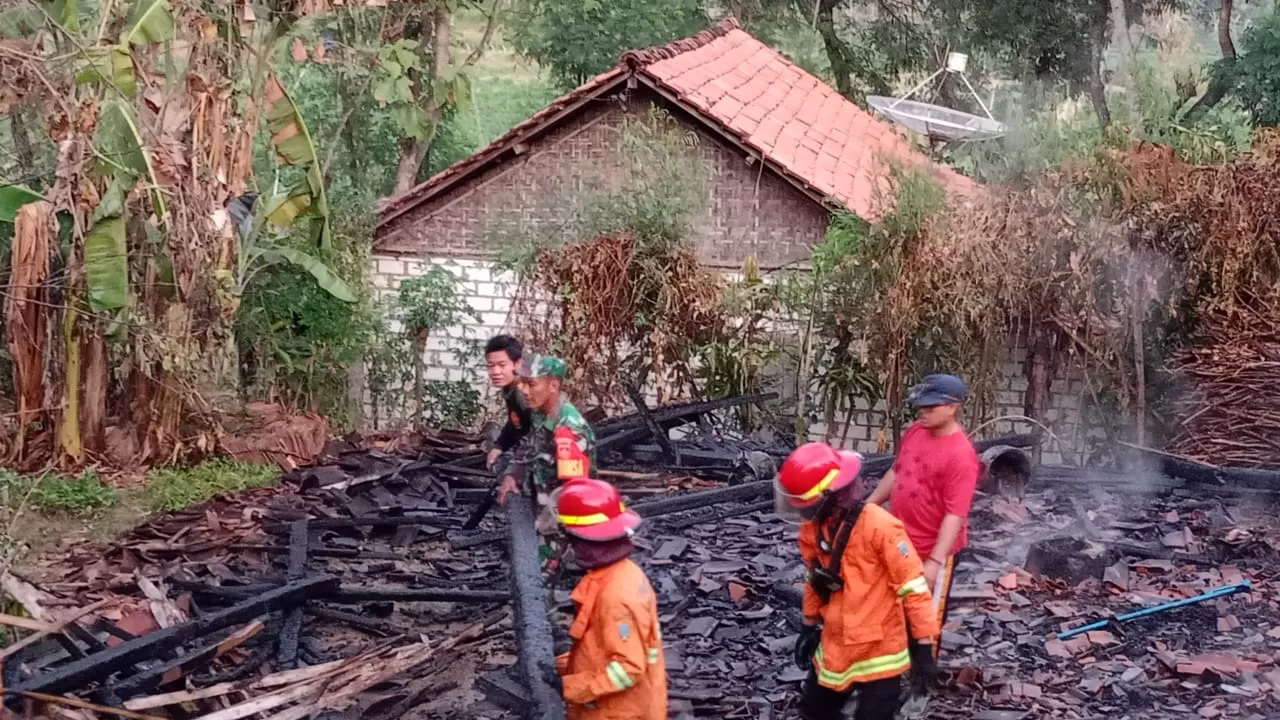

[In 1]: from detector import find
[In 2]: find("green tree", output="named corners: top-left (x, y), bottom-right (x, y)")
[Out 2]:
top-left (397, 266), bottom-right (479, 428)
top-left (508, 0), bottom-right (708, 88)
top-left (1233, 7), bottom-right (1280, 126)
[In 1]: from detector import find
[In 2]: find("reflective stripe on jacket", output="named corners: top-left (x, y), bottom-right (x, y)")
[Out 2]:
top-left (799, 503), bottom-right (939, 691)
top-left (557, 558), bottom-right (667, 719)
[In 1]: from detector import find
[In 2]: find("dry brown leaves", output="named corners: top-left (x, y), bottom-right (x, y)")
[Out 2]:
top-left (218, 403), bottom-right (330, 471)
top-left (883, 133), bottom-right (1280, 441)
top-left (0, 39), bottom-right (44, 115)
top-left (1169, 307), bottom-right (1280, 466)
top-left (863, 172), bottom-right (1133, 424)
top-left (511, 232), bottom-right (723, 406)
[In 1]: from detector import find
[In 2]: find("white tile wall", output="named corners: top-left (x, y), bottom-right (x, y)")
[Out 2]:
top-left (371, 254), bottom-right (1093, 459)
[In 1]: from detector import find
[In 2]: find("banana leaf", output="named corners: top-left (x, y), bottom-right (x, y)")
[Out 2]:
top-left (0, 185), bottom-right (44, 223)
top-left (94, 97), bottom-right (167, 219)
top-left (51, 0), bottom-right (79, 29)
top-left (0, 7), bottom-right (43, 37)
top-left (84, 181), bottom-right (129, 312)
top-left (121, 0), bottom-right (173, 45)
top-left (263, 75), bottom-right (331, 251)
top-left (75, 46), bottom-right (136, 97)
top-left (264, 191), bottom-right (312, 228)
top-left (263, 246), bottom-right (357, 303)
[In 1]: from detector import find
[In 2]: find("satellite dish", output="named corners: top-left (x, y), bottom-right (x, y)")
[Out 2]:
top-left (867, 52), bottom-right (1006, 143)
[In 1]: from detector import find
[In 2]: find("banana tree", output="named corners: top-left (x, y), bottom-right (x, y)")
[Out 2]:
top-left (2, 0), bottom-right (363, 468)
top-left (226, 192), bottom-right (356, 305)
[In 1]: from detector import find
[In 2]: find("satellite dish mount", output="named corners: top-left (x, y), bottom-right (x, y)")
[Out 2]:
top-left (867, 52), bottom-right (1006, 146)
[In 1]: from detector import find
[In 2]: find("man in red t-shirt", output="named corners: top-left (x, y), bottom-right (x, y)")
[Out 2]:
top-left (865, 374), bottom-right (979, 658)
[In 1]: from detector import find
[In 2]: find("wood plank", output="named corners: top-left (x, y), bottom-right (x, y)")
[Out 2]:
top-left (0, 600), bottom-right (111, 661)
top-left (0, 570), bottom-right (60, 622)
top-left (123, 658), bottom-right (351, 711)
top-left (135, 575), bottom-right (187, 629)
top-left (14, 690), bottom-right (166, 720)
top-left (109, 621), bottom-right (265, 697)
top-left (9, 576), bottom-right (338, 696)
top-left (0, 612), bottom-right (58, 633)
top-left (191, 680), bottom-right (321, 720)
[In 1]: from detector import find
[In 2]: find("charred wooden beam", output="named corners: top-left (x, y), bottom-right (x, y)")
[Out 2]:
top-left (229, 544), bottom-right (404, 560)
top-left (631, 434), bottom-right (1041, 517)
top-left (325, 587), bottom-right (509, 604)
top-left (505, 494), bottom-right (567, 720)
top-left (593, 392), bottom-right (780, 437)
top-left (1144, 451), bottom-right (1280, 490)
top-left (276, 519), bottom-right (309, 671)
top-left (451, 530), bottom-right (508, 551)
top-left (263, 515), bottom-right (458, 533)
top-left (1109, 541), bottom-right (1216, 566)
top-left (624, 380), bottom-right (679, 464)
top-left (108, 621), bottom-right (264, 698)
top-left (6, 576), bottom-right (337, 697)
top-left (623, 445), bottom-right (756, 469)
top-left (429, 464), bottom-right (496, 485)
top-left (167, 581), bottom-right (280, 600)
top-left (89, 619), bottom-right (136, 645)
top-left (595, 427), bottom-right (651, 452)
top-left (632, 480), bottom-right (773, 518)
top-left (192, 644), bottom-right (271, 685)
top-left (63, 625), bottom-right (108, 655)
top-left (303, 606), bottom-right (393, 637)
top-left (660, 499), bottom-right (776, 531)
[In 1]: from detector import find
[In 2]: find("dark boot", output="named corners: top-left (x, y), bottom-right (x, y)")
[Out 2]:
top-left (798, 670), bottom-right (853, 720)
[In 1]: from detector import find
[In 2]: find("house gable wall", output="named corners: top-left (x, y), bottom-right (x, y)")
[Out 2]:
top-left (374, 88), bottom-right (830, 269)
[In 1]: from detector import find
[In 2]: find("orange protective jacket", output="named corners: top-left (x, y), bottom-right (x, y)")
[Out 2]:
top-left (556, 558), bottom-right (667, 719)
top-left (799, 503), bottom-right (939, 691)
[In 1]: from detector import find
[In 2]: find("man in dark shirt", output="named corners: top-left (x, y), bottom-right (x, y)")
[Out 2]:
top-left (485, 335), bottom-right (533, 472)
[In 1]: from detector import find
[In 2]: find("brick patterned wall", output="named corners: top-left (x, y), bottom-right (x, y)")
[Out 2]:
top-left (375, 89), bottom-right (830, 269)
top-left (806, 332), bottom-right (1092, 464)
top-left (367, 256), bottom-right (520, 428)
top-left (371, 256), bottom-right (1096, 460)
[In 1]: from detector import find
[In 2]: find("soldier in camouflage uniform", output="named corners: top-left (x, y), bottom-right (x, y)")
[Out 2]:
top-left (497, 354), bottom-right (597, 565)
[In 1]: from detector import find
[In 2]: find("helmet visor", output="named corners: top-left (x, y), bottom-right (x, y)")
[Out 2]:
top-left (773, 475), bottom-right (826, 525)
top-left (772, 451), bottom-right (865, 524)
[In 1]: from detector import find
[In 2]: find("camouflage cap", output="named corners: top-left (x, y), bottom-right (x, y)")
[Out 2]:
top-left (517, 353), bottom-right (568, 379)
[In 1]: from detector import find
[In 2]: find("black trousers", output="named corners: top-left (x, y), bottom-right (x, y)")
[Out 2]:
top-left (798, 669), bottom-right (902, 720)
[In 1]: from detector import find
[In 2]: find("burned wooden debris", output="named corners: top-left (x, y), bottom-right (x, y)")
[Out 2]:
top-left (0, 429), bottom-right (518, 719)
top-left (504, 494), bottom-right (567, 720)
top-left (1, 392), bottom-right (1278, 719)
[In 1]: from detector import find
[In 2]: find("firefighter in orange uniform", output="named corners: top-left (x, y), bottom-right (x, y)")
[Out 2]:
top-left (550, 479), bottom-right (667, 719)
top-left (775, 442), bottom-right (940, 720)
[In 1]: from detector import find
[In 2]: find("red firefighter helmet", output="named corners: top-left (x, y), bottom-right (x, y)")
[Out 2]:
top-left (774, 443), bottom-right (864, 522)
top-left (555, 478), bottom-right (641, 541)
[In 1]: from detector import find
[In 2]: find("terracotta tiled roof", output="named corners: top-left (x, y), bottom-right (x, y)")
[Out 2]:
top-left (377, 18), bottom-right (975, 234)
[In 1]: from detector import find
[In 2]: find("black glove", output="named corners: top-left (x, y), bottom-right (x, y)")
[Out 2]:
top-left (540, 661), bottom-right (564, 696)
top-left (794, 625), bottom-right (821, 670)
top-left (552, 624), bottom-right (573, 656)
top-left (907, 639), bottom-right (937, 695)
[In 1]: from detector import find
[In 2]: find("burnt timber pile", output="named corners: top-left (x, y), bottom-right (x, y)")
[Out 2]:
top-left (1, 394), bottom-right (1278, 719)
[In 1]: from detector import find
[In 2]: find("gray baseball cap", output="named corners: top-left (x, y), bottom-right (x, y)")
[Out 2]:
top-left (907, 374), bottom-right (968, 407)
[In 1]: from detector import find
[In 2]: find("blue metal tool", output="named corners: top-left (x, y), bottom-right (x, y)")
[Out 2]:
top-left (1057, 579), bottom-right (1252, 640)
